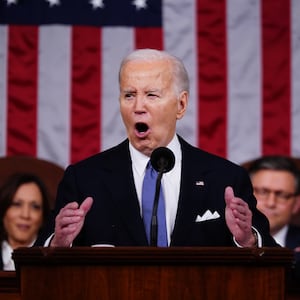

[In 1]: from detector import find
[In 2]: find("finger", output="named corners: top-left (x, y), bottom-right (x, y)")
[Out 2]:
top-left (80, 197), bottom-right (93, 215)
top-left (224, 186), bottom-right (234, 205)
top-left (60, 204), bottom-right (84, 218)
top-left (58, 215), bottom-right (82, 227)
top-left (64, 201), bottom-right (80, 210)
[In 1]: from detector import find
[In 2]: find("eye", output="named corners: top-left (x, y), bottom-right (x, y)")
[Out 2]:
top-left (11, 201), bottom-right (22, 208)
top-left (124, 92), bottom-right (135, 100)
top-left (260, 189), bottom-right (269, 196)
top-left (31, 203), bottom-right (42, 211)
top-left (147, 93), bottom-right (159, 99)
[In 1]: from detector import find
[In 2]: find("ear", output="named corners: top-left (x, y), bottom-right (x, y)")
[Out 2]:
top-left (292, 195), bottom-right (300, 215)
top-left (176, 91), bottom-right (188, 120)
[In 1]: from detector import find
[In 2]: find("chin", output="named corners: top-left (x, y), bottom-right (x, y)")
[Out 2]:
top-left (133, 142), bottom-right (153, 156)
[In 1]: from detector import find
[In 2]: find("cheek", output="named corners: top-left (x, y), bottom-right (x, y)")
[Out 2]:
top-left (3, 209), bottom-right (16, 226)
top-left (3, 214), bottom-right (15, 235)
top-left (120, 107), bottom-right (131, 125)
top-left (281, 205), bottom-right (295, 216)
top-left (32, 211), bottom-right (43, 227)
top-left (155, 104), bottom-right (177, 122)
top-left (256, 201), bottom-right (268, 211)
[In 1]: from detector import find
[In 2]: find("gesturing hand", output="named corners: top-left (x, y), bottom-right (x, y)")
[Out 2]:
top-left (224, 186), bottom-right (256, 247)
top-left (50, 197), bottom-right (93, 247)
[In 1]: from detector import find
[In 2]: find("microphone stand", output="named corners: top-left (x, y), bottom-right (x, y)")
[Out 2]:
top-left (150, 170), bottom-right (163, 246)
top-left (148, 147), bottom-right (175, 247)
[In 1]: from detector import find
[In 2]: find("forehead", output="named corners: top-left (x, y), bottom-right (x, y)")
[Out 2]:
top-left (120, 60), bottom-right (173, 85)
top-left (14, 182), bottom-right (42, 198)
top-left (252, 170), bottom-right (295, 189)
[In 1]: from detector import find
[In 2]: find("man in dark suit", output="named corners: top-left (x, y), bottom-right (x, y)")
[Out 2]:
top-left (35, 49), bottom-right (277, 248)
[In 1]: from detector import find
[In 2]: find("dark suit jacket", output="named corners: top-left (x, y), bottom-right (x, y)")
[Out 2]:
top-left (35, 136), bottom-right (277, 247)
top-left (286, 225), bottom-right (300, 250)
top-left (0, 253), bottom-right (2, 270)
top-left (284, 226), bottom-right (300, 280)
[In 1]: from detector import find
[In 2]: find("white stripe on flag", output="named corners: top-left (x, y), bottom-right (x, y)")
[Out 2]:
top-left (101, 27), bottom-right (132, 151)
top-left (164, 0), bottom-right (198, 147)
top-left (291, 0), bottom-right (300, 157)
top-left (227, 0), bottom-right (262, 164)
top-left (38, 25), bottom-right (71, 168)
top-left (0, 26), bottom-right (8, 157)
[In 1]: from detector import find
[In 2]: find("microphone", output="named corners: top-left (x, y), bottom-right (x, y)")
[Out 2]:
top-left (149, 147), bottom-right (175, 246)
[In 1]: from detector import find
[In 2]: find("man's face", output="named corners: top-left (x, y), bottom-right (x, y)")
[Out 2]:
top-left (251, 170), bottom-right (298, 235)
top-left (119, 59), bottom-right (188, 157)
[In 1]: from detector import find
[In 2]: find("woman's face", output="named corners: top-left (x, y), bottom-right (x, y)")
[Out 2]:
top-left (3, 182), bottom-right (44, 249)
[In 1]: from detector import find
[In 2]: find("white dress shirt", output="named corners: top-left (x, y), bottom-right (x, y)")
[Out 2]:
top-left (1, 239), bottom-right (35, 270)
top-left (272, 225), bottom-right (288, 247)
top-left (1, 240), bottom-right (15, 271)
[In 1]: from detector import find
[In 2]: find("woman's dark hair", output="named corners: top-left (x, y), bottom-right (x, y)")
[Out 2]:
top-left (0, 173), bottom-right (51, 242)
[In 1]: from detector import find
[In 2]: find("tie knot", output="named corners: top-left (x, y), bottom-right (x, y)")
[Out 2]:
top-left (146, 161), bottom-right (157, 178)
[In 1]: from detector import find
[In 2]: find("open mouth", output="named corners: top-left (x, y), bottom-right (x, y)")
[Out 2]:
top-left (135, 122), bottom-right (149, 133)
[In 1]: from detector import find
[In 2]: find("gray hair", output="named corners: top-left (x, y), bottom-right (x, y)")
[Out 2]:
top-left (119, 49), bottom-right (190, 97)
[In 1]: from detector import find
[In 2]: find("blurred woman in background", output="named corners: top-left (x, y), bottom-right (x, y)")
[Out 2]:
top-left (0, 173), bottom-right (50, 270)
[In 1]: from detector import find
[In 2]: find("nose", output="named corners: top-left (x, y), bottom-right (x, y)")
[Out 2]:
top-left (20, 204), bottom-right (31, 219)
top-left (264, 193), bottom-right (277, 207)
top-left (134, 95), bottom-right (146, 113)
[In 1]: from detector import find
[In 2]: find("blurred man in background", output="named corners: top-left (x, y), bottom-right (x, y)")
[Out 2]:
top-left (248, 155), bottom-right (300, 278)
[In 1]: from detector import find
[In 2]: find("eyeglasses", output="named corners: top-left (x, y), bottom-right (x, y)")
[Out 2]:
top-left (253, 187), bottom-right (296, 203)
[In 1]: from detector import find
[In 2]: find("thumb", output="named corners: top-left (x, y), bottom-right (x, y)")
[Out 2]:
top-left (80, 197), bottom-right (93, 215)
top-left (224, 186), bottom-right (234, 205)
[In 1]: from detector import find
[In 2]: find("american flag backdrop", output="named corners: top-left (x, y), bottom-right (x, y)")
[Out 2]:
top-left (0, 0), bottom-right (300, 169)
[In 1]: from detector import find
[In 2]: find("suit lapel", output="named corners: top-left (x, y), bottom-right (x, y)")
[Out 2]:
top-left (104, 140), bottom-right (148, 245)
top-left (171, 138), bottom-right (210, 245)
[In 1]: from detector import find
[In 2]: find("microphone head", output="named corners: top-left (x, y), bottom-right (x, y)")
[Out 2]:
top-left (150, 147), bottom-right (175, 173)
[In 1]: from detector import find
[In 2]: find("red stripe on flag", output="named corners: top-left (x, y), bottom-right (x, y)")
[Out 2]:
top-left (135, 28), bottom-right (163, 49)
top-left (261, 0), bottom-right (291, 155)
top-left (6, 26), bottom-right (38, 156)
top-left (197, 0), bottom-right (228, 158)
top-left (71, 26), bottom-right (101, 164)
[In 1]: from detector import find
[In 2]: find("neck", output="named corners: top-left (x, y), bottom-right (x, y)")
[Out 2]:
top-left (7, 238), bottom-right (35, 250)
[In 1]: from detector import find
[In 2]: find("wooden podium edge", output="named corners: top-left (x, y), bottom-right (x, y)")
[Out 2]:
top-left (12, 246), bottom-right (293, 267)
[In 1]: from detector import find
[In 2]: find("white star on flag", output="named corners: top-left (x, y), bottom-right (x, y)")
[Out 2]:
top-left (45, 0), bottom-right (60, 7)
top-left (6, 0), bottom-right (18, 5)
top-left (132, 0), bottom-right (147, 10)
top-left (90, 0), bottom-right (104, 10)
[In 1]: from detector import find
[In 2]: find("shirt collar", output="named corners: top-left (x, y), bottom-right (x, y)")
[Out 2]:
top-left (272, 225), bottom-right (288, 247)
top-left (2, 239), bottom-right (36, 271)
top-left (2, 240), bottom-right (13, 267)
top-left (129, 135), bottom-right (182, 176)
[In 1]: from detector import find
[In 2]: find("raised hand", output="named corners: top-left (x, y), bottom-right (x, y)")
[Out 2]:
top-left (224, 186), bottom-right (256, 247)
top-left (50, 197), bottom-right (93, 247)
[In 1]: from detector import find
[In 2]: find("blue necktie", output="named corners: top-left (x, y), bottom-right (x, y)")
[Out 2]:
top-left (142, 162), bottom-right (168, 246)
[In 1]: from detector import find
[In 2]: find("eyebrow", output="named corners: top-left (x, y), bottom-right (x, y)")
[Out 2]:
top-left (121, 89), bottom-right (162, 94)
